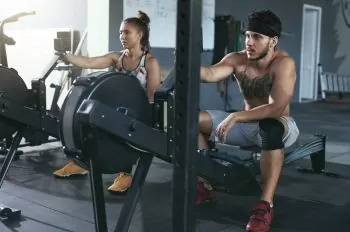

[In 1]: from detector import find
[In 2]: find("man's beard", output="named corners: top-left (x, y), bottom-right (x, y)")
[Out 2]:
top-left (248, 45), bottom-right (269, 61)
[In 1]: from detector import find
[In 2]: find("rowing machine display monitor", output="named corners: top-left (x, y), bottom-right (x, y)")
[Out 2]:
top-left (54, 30), bottom-right (80, 53)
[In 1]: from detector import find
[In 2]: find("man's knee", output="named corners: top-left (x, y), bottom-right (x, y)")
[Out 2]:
top-left (259, 118), bottom-right (284, 150)
top-left (199, 112), bottom-right (212, 135)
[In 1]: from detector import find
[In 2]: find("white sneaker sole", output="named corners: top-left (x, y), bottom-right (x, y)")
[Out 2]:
top-left (54, 171), bottom-right (89, 178)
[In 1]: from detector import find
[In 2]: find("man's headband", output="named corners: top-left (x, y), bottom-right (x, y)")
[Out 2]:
top-left (246, 20), bottom-right (281, 37)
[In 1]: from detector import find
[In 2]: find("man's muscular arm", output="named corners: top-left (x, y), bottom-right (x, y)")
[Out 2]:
top-left (200, 53), bottom-right (236, 82)
top-left (64, 51), bottom-right (119, 69)
top-left (232, 56), bottom-right (296, 122)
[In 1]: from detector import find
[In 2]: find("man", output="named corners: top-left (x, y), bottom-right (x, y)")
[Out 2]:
top-left (198, 10), bottom-right (300, 232)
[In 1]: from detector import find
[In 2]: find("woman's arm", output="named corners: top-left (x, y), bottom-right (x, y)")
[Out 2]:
top-left (145, 56), bottom-right (161, 103)
top-left (64, 51), bottom-right (119, 69)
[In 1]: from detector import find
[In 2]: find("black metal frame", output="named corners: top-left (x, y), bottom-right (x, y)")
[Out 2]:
top-left (74, 97), bottom-right (260, 231)
top-left (0, 97), bottom-right (59, 138)
top-left (75, 100), bottom-right (163, 232)
top-left (74, 96), bottom-right (330, 231)
top-left (80, 125), bottom-right (154, 232)
top-left (0, 48), bottom-right (63, 153)
top-left (0, 55), bottom-right (63, 139)
top-left (173, 0), bottom-right (202, 230)
top-left (0, 89), bottom-right (60, 220)
top-left (206, 134), bottom-right (327, 173)
top-left (0, 132), bottom-right (22, 220)
top-left (77, 99), bottom-right (167, 155)
top-left (0, 54), bottom-right (64, 220)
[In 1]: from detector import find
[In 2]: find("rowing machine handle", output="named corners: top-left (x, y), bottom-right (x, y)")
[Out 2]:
top-left (3, 11), bottom-right (36, 24)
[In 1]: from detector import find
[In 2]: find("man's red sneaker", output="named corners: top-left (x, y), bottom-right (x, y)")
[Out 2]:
top-left (196, 181), bottom-right (216, 205)
top-left (246, 200), bottom-right (274, 232)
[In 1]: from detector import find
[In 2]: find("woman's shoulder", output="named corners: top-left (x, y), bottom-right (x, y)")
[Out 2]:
top-left (145, 52), bottom-right (160, 66)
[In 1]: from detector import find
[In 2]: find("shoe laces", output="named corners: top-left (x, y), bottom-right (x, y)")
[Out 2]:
top-left (251, 205), bottom-right (271, 224)
top-left (62, 161), bottom-right (75, 170)
top-left (114, 172), bottom-right (128, 184)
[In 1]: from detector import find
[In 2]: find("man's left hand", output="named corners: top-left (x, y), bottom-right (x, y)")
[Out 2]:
top-left (216, 113), bottom-right (237, 143)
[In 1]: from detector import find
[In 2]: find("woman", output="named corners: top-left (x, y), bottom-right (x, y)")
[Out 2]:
top-left (54, 11), bottom-right (161, 194)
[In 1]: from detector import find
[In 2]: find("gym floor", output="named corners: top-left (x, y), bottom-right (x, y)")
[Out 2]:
top-left (0, 102), bottom-right (349, 232)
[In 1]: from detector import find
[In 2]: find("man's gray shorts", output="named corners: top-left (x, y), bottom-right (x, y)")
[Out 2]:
top-left (206, 110), bottom-right (300, 148)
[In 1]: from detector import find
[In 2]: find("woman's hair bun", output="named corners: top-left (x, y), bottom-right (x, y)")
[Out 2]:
top-left (137, 10), bottom-right (150, 25)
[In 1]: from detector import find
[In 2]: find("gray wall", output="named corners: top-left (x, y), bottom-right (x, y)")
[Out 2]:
top-left (109, 0), bottom-right (124, 52)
